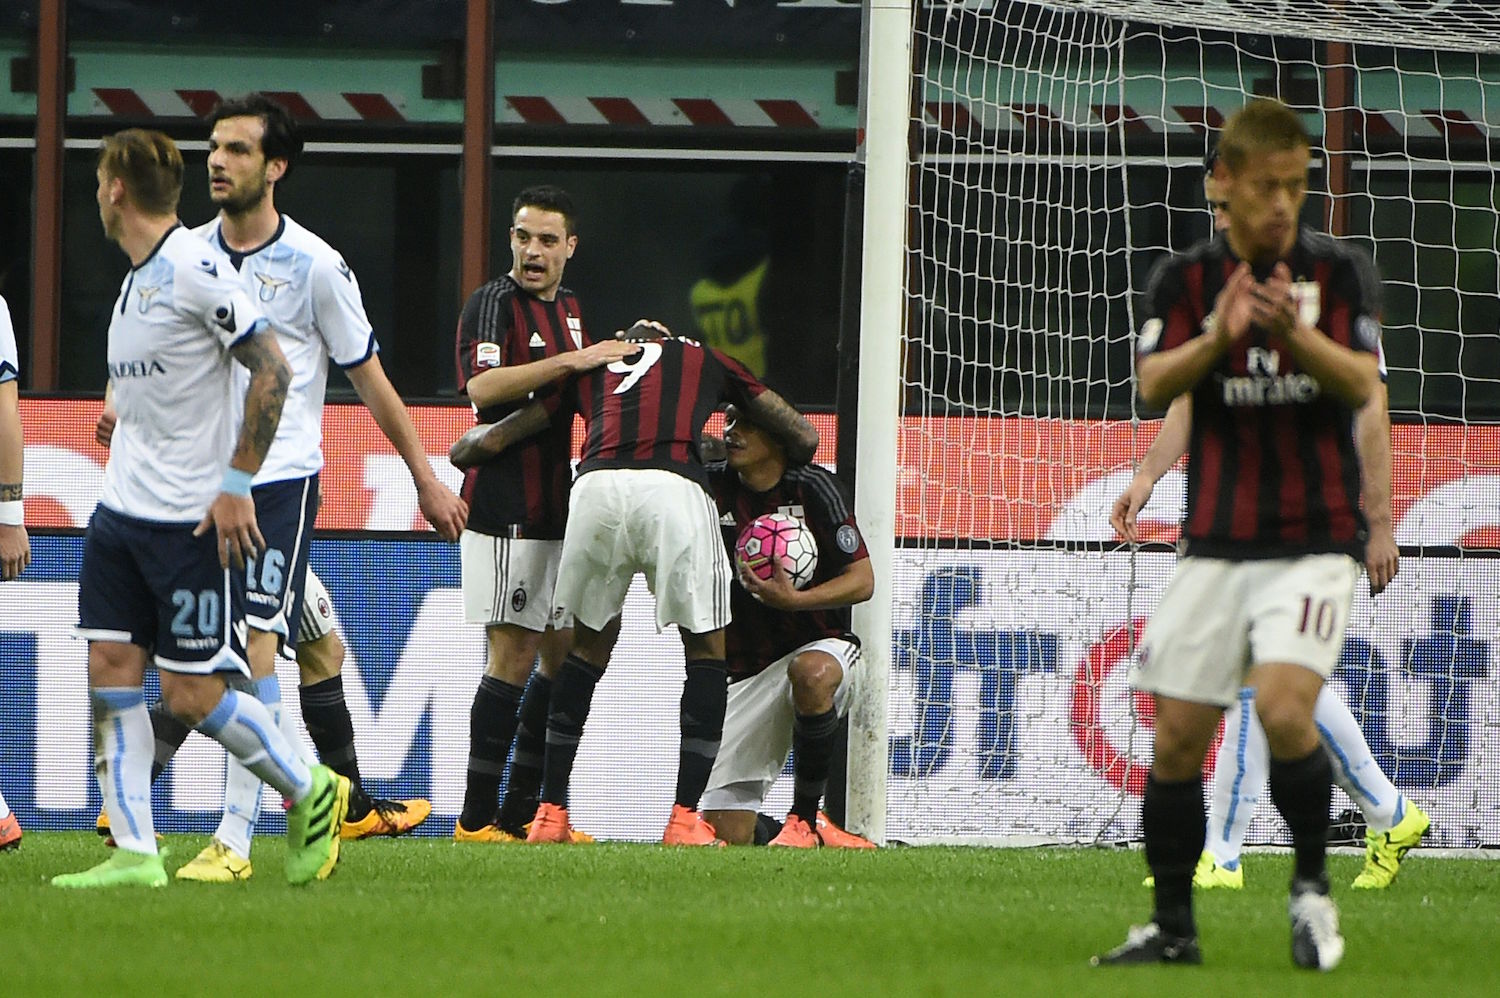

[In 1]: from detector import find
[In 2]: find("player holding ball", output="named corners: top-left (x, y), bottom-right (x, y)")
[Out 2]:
top-left (702, 404), bottom-right (876, 848)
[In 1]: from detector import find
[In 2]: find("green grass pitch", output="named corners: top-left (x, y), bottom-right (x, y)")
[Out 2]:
top-left (2, 834), bottom-right (1496, 996)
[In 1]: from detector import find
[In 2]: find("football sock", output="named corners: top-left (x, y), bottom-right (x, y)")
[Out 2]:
top-left (540, 655), bottom-right (605, 807)
top-left (675, 659), bottom-right (728, 809)
top-left (92, 687), bottom-right (158, 854)
top-left (1315, 689), bottom-right (1401, 833)
top-left (1143, 774), bottom-right (1204, 939)
top-left (1269, 746), bottom-right (1333, 884)
top-left (753, 812), bottom-right (784, 846)
top-left (790, 707), bottom-right (840, 824)
top-left (460, 675), bottom-right (524, 830)
top-left (300, 675), bottom-right (369, 817)
top-left (147, 705), bottom-right (193, 783)
top-left (214, 675), bottom-right (283, 860)
top-left (196, 688), bottom-right (313, 803)
top-left (498, 670), bottom-right (552, 832)
top-left (1204, 688), bottom-right (1266, 867)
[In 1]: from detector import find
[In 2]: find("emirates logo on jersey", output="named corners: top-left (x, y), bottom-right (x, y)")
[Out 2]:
top-left (1219, 347), bottom-right (1321, 407)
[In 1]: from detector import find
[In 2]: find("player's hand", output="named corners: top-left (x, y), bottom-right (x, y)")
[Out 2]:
top-left (565, 339), bottom-right (639, 373)
top-left (0, 524), bottom-right (30, 581)
top-left (1110, 474), bottom-right (1156, 544)
top-left (736, 556), bottom-right (802, 611)
top-left (1211, 263), bottom-right (1257, 346)
top-left (416, 476), bottom-right (468, 541)
top-left (195, 493), bottom-right (264, 569)
top-left (95, 401), bottom-right (118, 448)
top-left (1250, 262), bottom-right (1298, 338)
top-left (1365, 526), bottom-right (1399, 596)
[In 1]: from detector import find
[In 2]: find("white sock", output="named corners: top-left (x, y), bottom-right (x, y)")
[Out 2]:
top-left (1204, 687), bottom-right (1268, 868)
top-left (92, 687), bottom-right (158, 855)
top-left (1316, 686), bottom-right (1403, 833)
top-left (0, 788), bottom-right (11, 820)
top-left (196, 688), bottom-right (313, 803)
top-left (214, 676), bottom-right (283, 859)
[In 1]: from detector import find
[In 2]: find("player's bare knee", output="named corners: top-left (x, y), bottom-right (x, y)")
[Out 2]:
top-left (788, 652), bottom-right (842, 712)
top-left (1254, 696), bottom-right (1319, 757)
top-left (484, 623), bottom-right (547, 683)
top-left (681, 626), bottom-right (725, 662)
top-left (297, 630), bottom-right (344, 685)
top-left (159, 673), bottom-right (226, 727)
top-left (536, 627), bottom-right (573, 678)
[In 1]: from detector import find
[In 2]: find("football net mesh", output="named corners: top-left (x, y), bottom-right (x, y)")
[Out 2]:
top-left (888, 1), bottom-right (1500, 846)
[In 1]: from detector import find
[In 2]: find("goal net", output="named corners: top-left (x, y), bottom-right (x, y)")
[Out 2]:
top-left (880, 1), bottom-right (1500, 846)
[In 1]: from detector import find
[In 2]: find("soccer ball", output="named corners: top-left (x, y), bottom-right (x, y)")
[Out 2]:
top-left (735, 512), bottom-right (819, 590)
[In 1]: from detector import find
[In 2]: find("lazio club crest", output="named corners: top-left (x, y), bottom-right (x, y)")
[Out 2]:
top-left (255, 273), bottom-right (291, 302)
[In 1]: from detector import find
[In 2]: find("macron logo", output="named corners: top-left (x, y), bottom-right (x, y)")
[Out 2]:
top-left (214, 304), bottom-right (237, 334)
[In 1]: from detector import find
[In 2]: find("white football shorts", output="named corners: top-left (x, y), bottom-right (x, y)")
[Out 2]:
top-left (1133, 553), bottom-right (1361, 707)
top-left (699, 637), bottom-right (860, 813)
top-left (553, 468), bottom-right (731, 633)
top-left (460, 530), bottom-right (569, 632)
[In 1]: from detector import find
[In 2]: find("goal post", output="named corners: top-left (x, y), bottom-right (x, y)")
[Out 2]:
top-left (852, 1), bottom-right (1500, 846)
top-left (845, 0), bottom-right (914, 846)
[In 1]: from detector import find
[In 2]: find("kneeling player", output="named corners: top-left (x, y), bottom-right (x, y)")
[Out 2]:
top-left (700, 405), bottom-right (876, 848)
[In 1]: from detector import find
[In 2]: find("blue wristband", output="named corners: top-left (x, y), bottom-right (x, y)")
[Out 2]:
top-left (221, 467), bottom-right (254, 497)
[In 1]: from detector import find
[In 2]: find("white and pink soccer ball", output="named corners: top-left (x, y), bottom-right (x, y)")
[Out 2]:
top-left (735, 512), bottom-right (819, 590)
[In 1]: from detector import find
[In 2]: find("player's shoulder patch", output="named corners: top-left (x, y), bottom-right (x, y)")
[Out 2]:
top-left (475, 341), bottom-right (502, 368)
top-left (835, 524), bottom-right (861, 554)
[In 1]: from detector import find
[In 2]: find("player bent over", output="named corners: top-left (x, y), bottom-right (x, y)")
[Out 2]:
top-left (451, 323), bottom-right (818, 846)
top-left (700, 406), bottom-right (875, 848)
top-left (56, 129), bottom-right (346, 889)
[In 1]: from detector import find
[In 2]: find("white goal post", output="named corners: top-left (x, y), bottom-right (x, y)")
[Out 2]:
top-left (848, 0), bottom-right (1500, 847)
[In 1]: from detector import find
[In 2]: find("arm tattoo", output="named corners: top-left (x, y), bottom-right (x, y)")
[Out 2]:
top-left (229, 334), bottom-right (292, 469)
top-left (0, 483), bottom-right (20, 501)
top-left (448, 400), bottom-right (551, 469)
top-left (743, 390), bottom-right (819, 465)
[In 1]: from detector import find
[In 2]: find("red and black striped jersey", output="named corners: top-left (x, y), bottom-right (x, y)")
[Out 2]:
top-left (1137, 228), bottom-right (1384, 561)
top-left (455, 274), bottom-right (588, 539)
top-left (707, 461), bottom-right (869, 679)
top-left (572, 335), bottom-right (766, 491)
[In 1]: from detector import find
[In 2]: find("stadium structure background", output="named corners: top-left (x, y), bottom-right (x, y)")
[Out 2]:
top-left (1, 1), bottom-right (1497, 848)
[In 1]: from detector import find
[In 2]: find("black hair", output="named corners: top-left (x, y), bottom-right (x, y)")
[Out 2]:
top-left (208, 93), bottom-right (303, 181)
top-left (512, 185), bottom-right (577, 235)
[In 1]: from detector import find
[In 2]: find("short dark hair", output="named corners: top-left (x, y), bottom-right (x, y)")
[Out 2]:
top-left (1218, 98), bottom-right (1309, 173)
top-left (512, 185), bottom-right (577, 235)
top-left (208, 93), bottom-right (303, 181)
top-left (98, 129), bottom-right (183, 216)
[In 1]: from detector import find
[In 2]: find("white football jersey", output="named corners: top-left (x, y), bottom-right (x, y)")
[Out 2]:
top-left (195, 214), bottom-right (377, 485)
top-left (102, 226), bottom-right (270, 521)
top-left (0, 293), bottom-right (17, 384)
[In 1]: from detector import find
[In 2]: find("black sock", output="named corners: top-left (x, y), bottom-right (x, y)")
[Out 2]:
top-left (753, 812), bottom-right (784, 846)
top-left (675, 659), bottom-right (728, 809)
top-left (497, 671), bottom-right (552, 833)
top-left (459, 675), bottom-right (524, 830)
top-left (148, 706), bottom-right (192, 784)
top-left (300, 676), bottom-right (372, 817)
top-left (1143, 774), bottom-right (1205, 939)
top-left (540, 656), bottom-right (605, 807)
top-left (791, 707), bottom-right (840, 823)
top-left (1268, 747), bottom-right (1333, 885)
